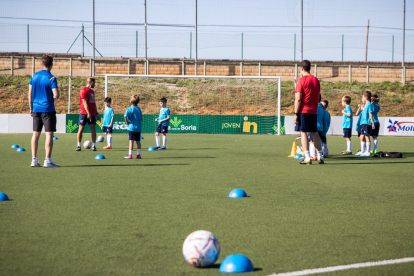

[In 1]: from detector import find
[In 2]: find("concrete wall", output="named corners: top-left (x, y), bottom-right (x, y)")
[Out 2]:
top-left (0, 52), bottom-right (413, 83)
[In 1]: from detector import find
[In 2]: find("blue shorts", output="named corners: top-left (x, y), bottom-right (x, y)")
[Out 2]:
top-left (299, 113), bottom-right (317, 133)
top-left (128, 131), bottom-right (141, 141)
top-left (361, 124), bottom-right (372, 136)
top-left (156, 124), bottom-right (169, 134)
top-left (343, 128), bottom-right (352, 138)
top-left (371, 122), bottom-right (380, 137)
top-left (102, 126), bottom-right (113, 134)
top-left (79, 114), bottom-right (97, 126)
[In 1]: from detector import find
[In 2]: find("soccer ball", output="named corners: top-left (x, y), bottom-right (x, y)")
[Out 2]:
top-left (83, 141), bottom-right (92, 149)
top-left (98, 135), bottom-right (104, 142)
top-left (182, 230), bottom-right (220, 268)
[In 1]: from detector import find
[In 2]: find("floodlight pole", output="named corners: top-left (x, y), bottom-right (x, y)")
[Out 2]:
top-left (300, 0), bottom-right (303, 62)
top-left (195, 0), bottom-right (198, 76)
top-left (144, 0), bottom-right (148, 75)
top-left (92, 0), bottom-right (95, 76)
top-left (402, 0), bottom-right (406, 83)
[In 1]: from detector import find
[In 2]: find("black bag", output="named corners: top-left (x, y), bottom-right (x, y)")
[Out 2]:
top-left (372, 151), bottom-right (403, 158)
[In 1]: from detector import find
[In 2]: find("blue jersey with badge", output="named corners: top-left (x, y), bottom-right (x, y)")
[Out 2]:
top-left (342, 105), bottom-right (353, 129)
top-left (158, 107), bottom-right (171, 127)
top-left (30, 70), bottom-right (58, 112)
top-left (361, 102), bottom-right (374, 125)
top-left (317, 103), bottom-right (324, 131)
top-left (322, 110), bottom-right (331, 136)
top-left (372, 103), bottom-right (380, 123)
top-left (124, 106), bottom-right (142, 132)
top-left (103, 107), bottom-right (114, 127)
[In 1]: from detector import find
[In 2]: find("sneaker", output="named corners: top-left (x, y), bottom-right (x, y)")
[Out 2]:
top-left (355, 152), bottom-right (362, 156)
top-left (154, 146), bottom-right (160, 150)
top-left (159, 146), bottom-right (166, 150)
top-left (136, 154), bottom-right (142, 159)
top-left (31, 160), bottom-right (41, 167)
top-left (371, 150), bottom-right (377, 154)
top-left (124, 155), bottom-right (132, 159)
top-left (318, 158), bottom-right (325, 164)
top-left (342, 150), bottom-right (353, 155)
top-left (103, 146), bottom-right (112, 149)
top-left (92, 146), bottom-right (97, 151)
top-left (360, 152), bottom-right (371, 157)
top-left (76, 146), bottom-right (81, 151)
top-left (300, 158), bottom-right (312, 165)
top-left (43, 161), bottom-right (59, 168)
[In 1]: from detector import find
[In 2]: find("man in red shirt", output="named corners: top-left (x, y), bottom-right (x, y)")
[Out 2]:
top-left (294, 60), bottom-right (324, 165)
top-left (76, 78), bottom-right (100, 151)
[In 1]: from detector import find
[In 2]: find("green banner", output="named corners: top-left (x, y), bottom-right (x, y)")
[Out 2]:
top-left (66, 114), bottom-right (284, 135)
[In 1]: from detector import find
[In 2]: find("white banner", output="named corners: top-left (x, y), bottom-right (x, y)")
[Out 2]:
top-left (1, 114), bottom-right (67, 134)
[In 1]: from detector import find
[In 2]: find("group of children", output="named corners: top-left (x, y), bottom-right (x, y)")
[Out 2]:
top-left (299, 90), bottom-right (380, 159)
top-left (100, 96), bottom-right (171, 159)
top-left (341, 90), bottom-right (380, 156)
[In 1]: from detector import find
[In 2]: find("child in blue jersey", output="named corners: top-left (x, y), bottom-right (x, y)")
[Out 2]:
top-left (154, 97), bottom-right (171, 150)
top-left (356, 91), bottom-right (375, 157)
top-left (101, 97), bottom-right (114, 149)
top-left (124, 95), bottom-right (143, 159)
top-left (321, 100), bottom-right (331, 157)
top-left (308, 94), bottom-right (324, 160)
top-left (370, 94), bottom-right (380, 153)
top-left (341, 96), bottom-right (353, 155)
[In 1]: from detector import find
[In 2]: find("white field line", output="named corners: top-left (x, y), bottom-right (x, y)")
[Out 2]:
top-left (268, 257), bottom-right (414, 276)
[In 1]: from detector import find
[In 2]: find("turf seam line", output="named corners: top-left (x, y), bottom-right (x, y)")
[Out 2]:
top-left (268, 257), bottom-right (414, 276)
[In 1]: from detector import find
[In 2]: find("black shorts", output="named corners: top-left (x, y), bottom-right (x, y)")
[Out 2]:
top-left (33, 112), bottom-right (56, 132)
top-left (128, 131), bottom-right (141, 141)
top-left (343, 128), bottom-right (352, 138)
top-left (361, 124), bottom-right (372, 136)
top-left (371, 122), bottom-right (380, 137)
top-left (102, 126), bottom-right (113, 134)
top-left (299, 113), bottom-right (317, 133)
top-left (156, 124), bottom-right (169, 134)
top-left (321, 135), bottom-right (327, 143)
top-left (79, 114), bottom-right (97, 126)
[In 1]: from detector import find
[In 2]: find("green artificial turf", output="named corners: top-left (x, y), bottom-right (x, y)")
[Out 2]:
top-left (0, 134), bottom-right (413, 276)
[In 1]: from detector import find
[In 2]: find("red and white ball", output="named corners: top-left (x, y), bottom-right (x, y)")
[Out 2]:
top-left (183, 230), bottom-right (220, 267)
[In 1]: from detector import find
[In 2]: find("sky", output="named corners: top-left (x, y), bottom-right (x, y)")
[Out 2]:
top-left (0, 0), bottom-right (413, 62)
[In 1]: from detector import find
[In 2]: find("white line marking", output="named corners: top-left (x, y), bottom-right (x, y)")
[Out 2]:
top-left (268, 257), bottom-right (414, 276)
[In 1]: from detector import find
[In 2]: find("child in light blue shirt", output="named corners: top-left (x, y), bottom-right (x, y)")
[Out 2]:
top-left (341, 96), bottom-right (353, 155)
top-left (124, 95), bottom-right (143, 159)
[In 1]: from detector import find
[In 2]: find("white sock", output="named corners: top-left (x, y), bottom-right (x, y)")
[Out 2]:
top-left (324, 144), bottom-right (329, 156)
top-left (309, 143), bottom-right (315, 158)
top-left (155, 136), bottom-right (160, 147)
top-left (108, 135), bottom-right (112, 146)
top-left (162, 136), bottom-right (167, 147)
top-left (347, 141), bottom-right (351, 152)
top-left (77, 142), bottom-right (81, 147)
top-left (128, 150), bottom-right (133, 155)
top-left (366, 142), bottom-right (371, 153)
top-left (304, 151), bottom-right (310, 160)
top-left (317, 151), bottom-right (323, 160)
top-left (373, 138), bottom-right (378, 150)
top-left (360, 142), bottom-right (365, 153)
top-left (92, 143), bottom-right (96, 147)
top-left (137, 149), bottom-right (141, 155)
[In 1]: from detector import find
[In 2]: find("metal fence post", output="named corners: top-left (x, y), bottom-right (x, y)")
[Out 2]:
top-left (402, 66), bottom-right (406, 85)
top-left (190, 32), bottom-right (192, 59)
top-left (293, 34), bottom-right (296, 61)
top-left (128, 59), bottom-right (131, 75)
top-left (69, 58), bottom-right (73, 77)
top-left (240, 62), bottom-right (243, 76)
top-left (182, 61), bottom-right (185, 76)
top-left (241, 33), bottom-right (244, 60)
top-left (259, 62), bottom-right (261, 77)
top-left (11, 56), bottom-right (14, 76)
top-left (68, 77), bottom-right (71, 114)
top-left (136, 31), bottom-right (138, 58)
top-left (392, 35), bottom-right (394, 62)
top-left (90, 58), bottom-right (92, 77)
top-left (342, 34), bottom-right (344, 61)
top-left (295, 64), bottom-right (298, 82)
top-left (366, 65), bottom-right (369, 83)
top-left (203, 61), bottom-right (206, 76)
top-left (349, 65), bottom-right (352, 83)
top-left (314, 64), bottom-right (317, 78)
top-left (32, 57), bottom-right (35, 76)
top-left (27, 24), bottom-right (30, 53)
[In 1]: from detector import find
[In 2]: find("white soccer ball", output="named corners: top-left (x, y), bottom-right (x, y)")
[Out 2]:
top-left (83, 141), bottom-right (92, 149)
top-left (183, 230), bottom-right (220, 268)
top-left (98, 135), bottom-right (104, 142)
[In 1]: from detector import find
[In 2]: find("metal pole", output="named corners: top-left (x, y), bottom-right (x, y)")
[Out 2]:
top-left (277, 77), bottom-right (281, 135)
top-left (365, 19), bottom-right (369, 62)
top-left (300, 0), bottom-right (303, 62)
top-left (82, 24), bottom-right (84, 57)
top-left (144, 0), bottom-right (148, 74)
top-left (68, 77), bottom-right (71, 114)
top-left (342, 34), bottom-right (344, 61)
top-left (190, 32), bottom-right (192, 59)
top-left (392, 35), bottom-right (394, 62)
top-left (92, 0), bottom-right (95, 76)
top-left (241, 33), bottom-right (244, 60)
top-left (402, 0), bottom-right (406, 83)
top-left (294, 34), bottom-right (296, 61)
top-left (136, 31), bottom-right (138, 58)
top-left (27, 24), bottom-right (29, 53)
top-left (195, 0), bottom-right (198, 76)
top-left (11, 56), bottom-right (13, 76)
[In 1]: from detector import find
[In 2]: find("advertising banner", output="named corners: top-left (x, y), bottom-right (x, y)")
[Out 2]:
top-left (383, 117), bottom-right (414, 136)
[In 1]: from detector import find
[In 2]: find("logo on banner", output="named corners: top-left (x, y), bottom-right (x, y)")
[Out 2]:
top-left (387, 119), bottom-right (414, 133)
top-left (66, 120), bottom-right (78, 133)
top-left (222, 122), bottom-right (241, 130)
top-left (242, 116), bottom-right (257, 133)
top-left (169, 117), bottom-right (196, 131)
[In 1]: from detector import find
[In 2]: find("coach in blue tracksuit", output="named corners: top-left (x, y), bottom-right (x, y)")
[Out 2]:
top-left (28, 55), bottom-right (60, 168)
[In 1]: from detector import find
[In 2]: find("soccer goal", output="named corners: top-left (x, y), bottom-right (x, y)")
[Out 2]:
top-left (104, 74), bottom-right (282, 135)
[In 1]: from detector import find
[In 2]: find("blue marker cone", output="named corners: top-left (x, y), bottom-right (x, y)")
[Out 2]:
top-left (17, 148), bottom-right (26, 152)
top-left (53, 136), bottom-right (58, 140)
top-left (293, 154), bottom-right (303, 159)
top-left (148, 147), bottom-right (156, 151)
top-left (0, 192), bottom-right (9, 202)
top-left (219, 254), bottom-right (254, 273)
top-left (11, 144), bottom-right (19, 149)
top-left (141, 137), bottom-right (144, 140)
top-left (229, 189), bottom-right (248, 198)
top-left (95, 154), bottom-right (105, 160)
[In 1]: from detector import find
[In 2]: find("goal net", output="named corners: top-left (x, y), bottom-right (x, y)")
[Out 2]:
top-left (104, 75), bottom-right (282, 135)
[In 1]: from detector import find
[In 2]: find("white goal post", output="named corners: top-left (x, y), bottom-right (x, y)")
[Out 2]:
top-left (104, 74), bottom-right (282, 135)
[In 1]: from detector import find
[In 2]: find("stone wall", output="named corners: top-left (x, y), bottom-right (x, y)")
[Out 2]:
top-left (0, 52), bottom-right (413, 83)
